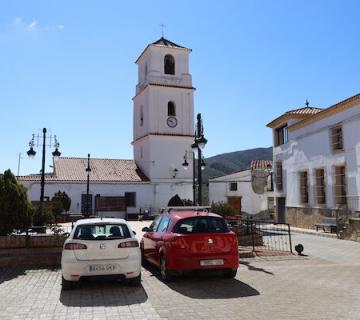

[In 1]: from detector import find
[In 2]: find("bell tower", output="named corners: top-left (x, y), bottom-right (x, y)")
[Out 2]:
top-left (133, 37), bottom-right (194, 182)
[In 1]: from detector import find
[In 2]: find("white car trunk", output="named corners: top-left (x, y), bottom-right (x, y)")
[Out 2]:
top-left (73, 239), bottom-right (131, 261)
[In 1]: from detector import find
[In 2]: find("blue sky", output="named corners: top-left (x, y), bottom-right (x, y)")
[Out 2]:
top-left (1, 0), bottom-right (359, 175)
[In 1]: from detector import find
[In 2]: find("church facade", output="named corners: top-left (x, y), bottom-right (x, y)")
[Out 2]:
top-left (18, 37), bottom-right (196, 218)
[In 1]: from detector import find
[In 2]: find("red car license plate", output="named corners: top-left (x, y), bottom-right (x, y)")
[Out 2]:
top-left (200, 259), bottom-right (224, 266)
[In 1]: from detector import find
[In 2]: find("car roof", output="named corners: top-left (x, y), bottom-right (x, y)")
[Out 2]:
top-left (168, 211), bottom-right (223, 221)
top-left (75, 218), bottom-right (127, 226)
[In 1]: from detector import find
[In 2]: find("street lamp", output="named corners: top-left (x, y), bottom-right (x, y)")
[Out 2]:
top-left (85, 153), bottom-right (91, 217)
top-left (182, 113), bottom-right (207, 205)
top-left (27, 128), bottom-right (61, 225)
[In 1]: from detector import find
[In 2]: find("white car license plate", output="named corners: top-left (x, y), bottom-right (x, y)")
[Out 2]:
top-left (200, 259), bottom-right (224, 266)
top-left (89, 264), bottom-right (116, 272)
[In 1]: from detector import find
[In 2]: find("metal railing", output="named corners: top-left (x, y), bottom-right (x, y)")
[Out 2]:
top-left (346, 196), bottom-right (360, 212)
top-left (229, 219), bottom-right (292, 254)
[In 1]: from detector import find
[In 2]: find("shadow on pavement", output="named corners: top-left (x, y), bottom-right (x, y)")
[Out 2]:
top-left (167, 277), bottom-right (259, 299)
top-left (0, 267), bottom-right (58, 285)
top-left (59, 278), bottom-right (148, 307)
top-left (241, 261), bottom-right (274, 275)
top-left (143, 263), bottom-right (259, 299)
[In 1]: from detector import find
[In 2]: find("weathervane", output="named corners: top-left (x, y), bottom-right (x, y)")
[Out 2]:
top-left (305, 99), bottom-right (309, 107)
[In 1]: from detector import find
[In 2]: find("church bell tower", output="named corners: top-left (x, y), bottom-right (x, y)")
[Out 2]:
top-left (133, 37), bottom-right (195, 183)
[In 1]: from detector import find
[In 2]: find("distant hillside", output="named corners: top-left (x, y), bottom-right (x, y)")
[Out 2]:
top-left (203, 147), bottom-right (273, 180)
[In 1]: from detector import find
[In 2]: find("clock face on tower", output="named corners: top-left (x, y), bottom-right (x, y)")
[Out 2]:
top-left (167, 116), bottom-right (178, 128)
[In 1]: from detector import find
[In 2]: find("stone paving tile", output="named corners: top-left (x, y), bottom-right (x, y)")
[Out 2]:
top-left (1, 228), bottom-right (360, 319)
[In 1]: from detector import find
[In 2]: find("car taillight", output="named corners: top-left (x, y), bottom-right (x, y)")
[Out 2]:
top-left (64, 243), bottom-right (87, 250)
top-left (118, 240), bottom-right (139, 248)
top-left (170, 236), bottom-right (186, 249)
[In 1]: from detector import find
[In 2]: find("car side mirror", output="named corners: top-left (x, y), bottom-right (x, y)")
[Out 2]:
top-left (132, 231), bottom-right (137, 235)
top-left (142, 227), bottom-right (151, 232)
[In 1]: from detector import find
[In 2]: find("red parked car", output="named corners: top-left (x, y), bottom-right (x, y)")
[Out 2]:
top-left (140, 210), bottom-right (239, 282)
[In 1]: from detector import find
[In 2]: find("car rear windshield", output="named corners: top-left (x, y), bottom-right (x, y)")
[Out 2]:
top-left (173, 217), bottom-right (229, 234)
top-left (73, 223), bottom-right (131, 240)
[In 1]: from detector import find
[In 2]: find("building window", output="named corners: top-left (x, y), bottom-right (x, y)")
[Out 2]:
top-left (168, 101), bottom-right (176, 116)
top-left (331, 126), bottom-right (343, 151)
top-left (144, 62), bottom-right (148, 80)
top-left (125, 192), bottom-right (136, 207)
top-left (164, 54), bottom-right (175, 75)
top-left (299, 171), bottom-right (309, 204)
top-left (334, 165), bottom-right (346, 205)
top-left (275, 161), bottom-right (283, 192)
top-left (229, 182), bottom-right (237, 191)
top-left (275, 125), bottom-right (288, 146)
top-left (140, 105), bottom-right (144, 127)
top-left (315, 168), bottom-right (326, 205)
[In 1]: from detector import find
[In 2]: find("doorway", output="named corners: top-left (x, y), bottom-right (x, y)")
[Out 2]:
top-left (277, 197), bottom-right (286, 223)
top-left (227, 196), bottom-right (242, 215)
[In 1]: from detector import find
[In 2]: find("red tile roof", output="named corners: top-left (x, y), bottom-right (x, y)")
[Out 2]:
top-left (17, 157), bottom-right (149, 183)
top-left (266, 105), bottom-right (322, 128)
top-left (286, 106), bottom-right (323, 115)
top-left (251, 160), bottom-right (273, 170)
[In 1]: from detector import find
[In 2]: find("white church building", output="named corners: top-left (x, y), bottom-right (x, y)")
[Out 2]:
top-left (18, 37), bottom-right (196, 218)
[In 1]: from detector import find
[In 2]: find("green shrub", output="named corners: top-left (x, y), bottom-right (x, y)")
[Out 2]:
top-left (210, 201), bottom-right (237, 217)
top-left (0, 170), bottom-right (34, 235)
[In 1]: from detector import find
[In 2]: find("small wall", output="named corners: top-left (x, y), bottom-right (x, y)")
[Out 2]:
top-left (342, 218), bottom-right (360, 242)
top-left (0, 235), bottom-right (65, 268)
top-left (286, 207), bottom-right (335, 229)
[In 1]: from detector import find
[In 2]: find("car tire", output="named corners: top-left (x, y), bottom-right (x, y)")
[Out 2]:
top-left (160, 255), bottom-right (174, 283)
top-left (223, 269), bottom-right (237, 279)
top-left (141, 248), bottom-right (148, 266)
top-left (62, 276), bottom-right (74, 290)
top-left (128, 273), bottom-right (141, 286)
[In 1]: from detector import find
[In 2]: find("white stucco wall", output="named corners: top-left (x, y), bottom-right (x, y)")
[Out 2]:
top-left (20, 180), bottom-right (194, 215)
top-left (273, 103), bottom-right (360, 210)
top-left (209, 169), bottom-right (269, 214)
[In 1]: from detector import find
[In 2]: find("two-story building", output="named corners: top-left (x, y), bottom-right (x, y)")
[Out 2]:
top-left (267, 94), bottom-right (360, 228)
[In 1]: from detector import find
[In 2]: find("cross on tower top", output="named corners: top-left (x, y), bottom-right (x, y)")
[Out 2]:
top-left (159, 23), bottom-right (166, 37)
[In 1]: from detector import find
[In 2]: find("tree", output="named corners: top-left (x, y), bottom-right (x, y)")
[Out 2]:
top-left (168, 194), bottom-right (184, 207)
top-left (51, 191), bottom-right (71, 222)
top-left (0, 170), bottom-right (34, 235)
top-left (210, 201), bottom-right (237, 217)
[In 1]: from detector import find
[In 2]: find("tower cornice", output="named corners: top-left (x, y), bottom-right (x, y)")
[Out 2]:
top-left (131, 133), bottom-right (194, 145)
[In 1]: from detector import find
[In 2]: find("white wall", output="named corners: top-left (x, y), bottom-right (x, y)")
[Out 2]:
top-left (273, 103), bottom-right (360, 209)
top-left (20, 181), bottom-right (154, 214)
top-left (209, 170), bottom-right (269, 214)
top-left (20, 180), bottom-right (194, 215)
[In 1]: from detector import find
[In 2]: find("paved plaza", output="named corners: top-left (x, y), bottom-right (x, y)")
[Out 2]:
top-left (0, 222), bottom-right (360, 320)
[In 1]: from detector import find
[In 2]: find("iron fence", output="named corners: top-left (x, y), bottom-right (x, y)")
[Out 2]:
top-left (229, 219), bottom-right (293, 254)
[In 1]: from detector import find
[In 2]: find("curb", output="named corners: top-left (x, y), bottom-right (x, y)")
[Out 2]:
top-left (290, 228), bottom-right (338, 239)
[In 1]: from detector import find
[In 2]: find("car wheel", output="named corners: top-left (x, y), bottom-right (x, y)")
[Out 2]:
top-left (62, 276), bottom-right (74, 290)
top-left (160, 255), bottom-right (174, 282)
top-left (128, 273), bottom-right (141, 286)
top-left (223, 269), bottom-right (237, 279)
top-left (141, 248), bottom-right (148, 266)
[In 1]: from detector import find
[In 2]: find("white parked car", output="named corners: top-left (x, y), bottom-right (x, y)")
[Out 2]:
top-left (61, 218), bottom-right (141, 290)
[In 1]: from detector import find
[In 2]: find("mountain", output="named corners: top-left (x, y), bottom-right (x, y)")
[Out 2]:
top-left (203, 147), bottom-right (273, 180)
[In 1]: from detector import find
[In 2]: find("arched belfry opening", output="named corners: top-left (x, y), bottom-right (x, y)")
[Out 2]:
top-left (168, 101), bottom-right (176, 116)
top-left (164, 54), bottom-right (175, 75)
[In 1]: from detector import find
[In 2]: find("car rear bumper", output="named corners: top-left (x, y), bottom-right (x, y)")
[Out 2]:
top-left (61, 251), bottom-right (141, 281)
top-left (167, 252), bottom-right (239, 272)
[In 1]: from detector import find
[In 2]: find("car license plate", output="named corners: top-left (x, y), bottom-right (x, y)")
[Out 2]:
top-left (200, 259), bottom-right (224, 266)
top-left (89, 264), bottom-right (116, 272)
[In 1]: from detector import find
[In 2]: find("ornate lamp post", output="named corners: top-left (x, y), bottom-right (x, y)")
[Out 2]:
top-left (27, 128), bottom-right (61, 224)
top-left (85, 153), bottom-right (91, 217)
top-left (182, 113), bottom-right (207, 205)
